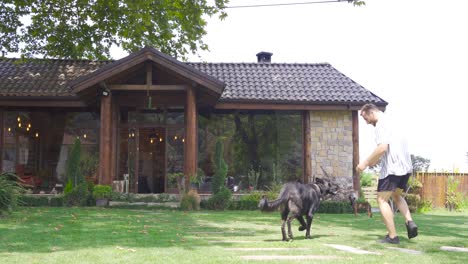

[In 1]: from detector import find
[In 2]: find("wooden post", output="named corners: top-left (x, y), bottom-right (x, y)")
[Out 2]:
top-left (0, 110), bottom-right (4, 172)
top-left (184, 86), bottom-right (197, 190)
top-left (99, 91), bottom-right (113, 185)
top-left (302, 110), bottom-right (312, 184)
top-left (352, 111), bottom-right (361, 193)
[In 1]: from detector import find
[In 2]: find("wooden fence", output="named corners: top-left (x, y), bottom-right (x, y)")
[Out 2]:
top-left (415, 172), bottom-right (468, 208)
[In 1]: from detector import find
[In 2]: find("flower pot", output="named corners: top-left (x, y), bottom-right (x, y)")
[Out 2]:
top-left (96, 198), bottom-right (109, 207)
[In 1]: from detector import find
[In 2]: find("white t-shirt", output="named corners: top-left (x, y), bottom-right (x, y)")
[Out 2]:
top-left (375, 113), bottom-right (413, 179)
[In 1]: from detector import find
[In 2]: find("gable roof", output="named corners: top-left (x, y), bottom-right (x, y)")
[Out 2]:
top-left (189, 62), bottom-right (386, 106)
top-left (69, 47), bottom-right (225, 96)
top-left (0, 49), bottom-right (387, 108)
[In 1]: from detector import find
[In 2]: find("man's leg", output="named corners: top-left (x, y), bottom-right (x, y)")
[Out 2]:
top-left (392, 188), bottom-right (413, 223)
top-left (377, 191), bottom-right (397, 238)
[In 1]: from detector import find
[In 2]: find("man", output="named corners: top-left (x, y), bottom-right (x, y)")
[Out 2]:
top-left (356, 103), bottom-right (418, 244)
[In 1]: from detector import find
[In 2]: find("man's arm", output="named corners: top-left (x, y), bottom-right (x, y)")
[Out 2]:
top-left (356, 143), bottom-right (388, 173)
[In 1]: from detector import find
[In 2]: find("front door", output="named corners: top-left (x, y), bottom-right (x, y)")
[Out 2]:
top-left (136, 127), bottom-right (166, 193)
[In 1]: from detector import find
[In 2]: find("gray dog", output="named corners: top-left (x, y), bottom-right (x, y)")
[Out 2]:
top-left (259, 179), bottom-right (338, 241)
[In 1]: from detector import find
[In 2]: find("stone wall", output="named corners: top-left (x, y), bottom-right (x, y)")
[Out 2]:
top-left (309, 111), bottom-right (354, 200)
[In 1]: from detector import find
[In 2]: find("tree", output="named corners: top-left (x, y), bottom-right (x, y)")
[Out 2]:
top-left (411, 154), bottom-right (431, 173)
top-left (0, 0), bottom-right (228, 60)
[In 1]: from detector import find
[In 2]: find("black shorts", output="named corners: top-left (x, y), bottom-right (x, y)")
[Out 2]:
top-left (377, 173), bottom-right (411, 192)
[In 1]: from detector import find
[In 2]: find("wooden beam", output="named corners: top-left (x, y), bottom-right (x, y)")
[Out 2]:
top-left (302, 110), bottom-right (312, 184)
top-left (99, 93), bottom-right (113, 185)
top-left (352, 111), bottom-right (361, 193)
top-left (184, 86), bottom-right (197, 190)
top-left (109, 84), bottom-right (187, 91)
top-left (215, 102), bottom-right (365, 111)
top-left (0, 99), bottom-right (87, 107)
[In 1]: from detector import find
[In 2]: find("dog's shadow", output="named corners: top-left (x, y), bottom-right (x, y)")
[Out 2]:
top-left (263, 235), bottom-right (329, 242)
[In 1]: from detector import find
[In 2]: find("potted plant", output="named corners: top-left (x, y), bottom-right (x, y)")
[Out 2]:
top-left (92, 184), bottom-right (112, 207)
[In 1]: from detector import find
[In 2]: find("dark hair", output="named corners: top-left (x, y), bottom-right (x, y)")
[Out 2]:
top-left (360, 103), bottom-right (380, 115)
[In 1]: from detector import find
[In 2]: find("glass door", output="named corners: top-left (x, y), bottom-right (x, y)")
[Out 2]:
top-left (137, 127), bottom-right (166, 193)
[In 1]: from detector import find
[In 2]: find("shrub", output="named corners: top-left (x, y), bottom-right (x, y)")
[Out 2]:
top-left (317, 201), bottom-right (353, 214)
top-left (204, 187), bottom-right (232, 210)
top-left (180, 190), bottom-right (201, 211)
top-left (407, 176), bottom-right (423, 194)
top-left (92, 185), bottom-right (112, 200)
top-left (66, 138), bottom-right (84, 187)
top-left (417, 199), bottom-right (432, 213)
top-left (64, 182), bottom-right (90, 206)
top-left (405, 193), bottom-right (421, 213)
top-left (212, 138), bottom-right (228, 194)
top-left (446, 176), bottom-right (464, 211)
top-left (0, 173), bottom-right (25, 215)
top-left (360, 172), bottom-right (374, 187)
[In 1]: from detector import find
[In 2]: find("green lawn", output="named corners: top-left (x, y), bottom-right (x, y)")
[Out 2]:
top-left (0, 207), bottom-right (467, 264)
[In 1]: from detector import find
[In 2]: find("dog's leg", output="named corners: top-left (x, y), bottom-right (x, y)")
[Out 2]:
top-left (367, 203), bottom-right (373, 218)
top-left (297, 215), bottom-right (307, 231)
top-left (281, 209), bottom-right (289, 241)
top-left (305, 215), bottom-right (313, 239)
top-left (287, 215), bottom-right (296, 240)
top-left (353, 202), bottom-right (358, 217)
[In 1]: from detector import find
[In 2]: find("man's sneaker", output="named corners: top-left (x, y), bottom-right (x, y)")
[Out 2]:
top-left (378, 235), bottom-right (400, 244)
top-left (406, 221), bottom-right (418, 239)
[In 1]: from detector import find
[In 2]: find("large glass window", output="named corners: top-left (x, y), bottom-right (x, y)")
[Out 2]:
top-left (198, 111), bottom-right (303, 191)
top-left (1, 111), bottom-right (99, 192)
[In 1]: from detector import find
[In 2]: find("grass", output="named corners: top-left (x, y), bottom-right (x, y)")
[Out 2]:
top-left (0, 208), bottom-right (467, 264)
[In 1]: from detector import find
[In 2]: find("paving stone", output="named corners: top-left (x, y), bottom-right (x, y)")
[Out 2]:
top-left (240, 255), bottom-right (338, 260)
top-left (440, 246), bottom-right (468, 252)
top-left (324, 244), bottom-right (381, 255)
top-left (225, 248), bottom-right (310, 251)
top-left (386, 247), bottom-right (423, 255)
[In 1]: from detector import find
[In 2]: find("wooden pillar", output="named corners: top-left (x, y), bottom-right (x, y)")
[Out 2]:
top-left (302, 110), bottom-right (312, 184)
top-left (99, 92), bottom-right (113, 185)
top-left (184, 86), bottom-right (197, 190)
top-left (0, 110), bottom-right (4, 172)
top-left (352, 110), bottom-right (361, 193)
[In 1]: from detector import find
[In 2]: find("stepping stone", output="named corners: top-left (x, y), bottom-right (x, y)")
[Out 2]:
top-left (324, 244), bottom-right (381, 255)
top-left (440, 246), bottom-right (468, 252)
top-left (386, 247), bottom-right (423, 255)
top-left (240, 255), bottom-right (338, 260)
top-left (207, 240), bottom-right (256, 243)
top-left (225, 248), bottom-right (310, 251)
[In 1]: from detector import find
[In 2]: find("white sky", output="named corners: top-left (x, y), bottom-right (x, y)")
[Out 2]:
top-left (42, 0), bottom-right (468, 172)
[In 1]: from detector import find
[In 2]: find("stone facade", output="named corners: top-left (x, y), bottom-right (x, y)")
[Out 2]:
top-left (309, 111), bottom-right (354, 200)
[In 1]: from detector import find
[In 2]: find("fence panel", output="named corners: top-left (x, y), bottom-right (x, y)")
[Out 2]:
top-left (415, 172), bottom-right (468, 208)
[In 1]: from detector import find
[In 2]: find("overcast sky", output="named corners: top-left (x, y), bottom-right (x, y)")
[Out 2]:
top-left (117, 0), bottom-right (464, 172)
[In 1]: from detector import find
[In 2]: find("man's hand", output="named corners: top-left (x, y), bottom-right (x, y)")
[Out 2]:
top-left (356, 162), bottom-right (367, 174)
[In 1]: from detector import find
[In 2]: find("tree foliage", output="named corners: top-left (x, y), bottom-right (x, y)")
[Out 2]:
top-left (411, 154), bottom-right (431, 172)
top-left (0, 0), bottom-right (228, 60)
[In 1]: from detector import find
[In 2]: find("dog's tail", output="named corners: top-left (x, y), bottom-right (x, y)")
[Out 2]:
top-left (259, 196), bottom-right (284, 212)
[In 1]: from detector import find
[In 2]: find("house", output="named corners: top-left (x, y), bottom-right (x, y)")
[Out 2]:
top-left (0, 47), bottom-right (386, 196)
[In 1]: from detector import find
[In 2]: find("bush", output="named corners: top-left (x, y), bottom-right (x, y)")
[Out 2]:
top-left (417, 199), bottom-right (432, 213)
top-left (360, 172), bottom-right (374, 187)
top-left (204, 187), bottom-right (232, 210)
top-left (180, 190), bottom-right (201, 211)
top-left (317, 201), bottom-right (353, 214)
top-left (64, 182), bottom-right (91, 206)
top-left (405, 193), bottom-right (421, 213)
top-left (0, 172), bottom-right (25, 215)
top-left (92, 185), bottom-right (112, 200)
top-left (212, 138), bottom-right (228, 194)
top-left (407, 176), bottom-right (423, 194)
top-left (446, 175), bottom-right (464, 212)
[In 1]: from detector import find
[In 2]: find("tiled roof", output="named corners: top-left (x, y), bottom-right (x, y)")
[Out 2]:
top-left (0, 58), bottom-right (112, 97)
top-left (189, 62), bottom-right (385, 105)
top-left (0, 57), bottom-right (386, 105)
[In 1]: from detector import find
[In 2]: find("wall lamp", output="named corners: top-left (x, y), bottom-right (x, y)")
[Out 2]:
top-left (102, 88), bottom-right (111, 97)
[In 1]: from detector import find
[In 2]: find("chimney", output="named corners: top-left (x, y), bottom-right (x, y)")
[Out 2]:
top-left (256, 51), bottom-right (273, 63)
